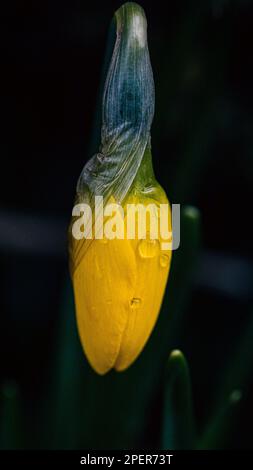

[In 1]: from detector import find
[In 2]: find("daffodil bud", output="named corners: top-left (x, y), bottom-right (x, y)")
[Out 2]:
top-left (69, 2), bottom-right (172, 375)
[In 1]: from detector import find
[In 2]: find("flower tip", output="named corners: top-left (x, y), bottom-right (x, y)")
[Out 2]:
top-left (115, 2), bottom-right (147, 48)
top-left (170, 349), bottom-right (183, 360)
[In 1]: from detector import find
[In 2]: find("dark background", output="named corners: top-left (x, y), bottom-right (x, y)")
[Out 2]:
top-left (1, 0), bottom-right (253, 449)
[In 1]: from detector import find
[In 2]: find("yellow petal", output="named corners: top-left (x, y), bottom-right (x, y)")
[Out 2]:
top-left (71, 185), bottom-right (172, 374)
top-left (73, 236), bottom-right (137, 375)
top-left (115, 193), bottom-right (172, 371)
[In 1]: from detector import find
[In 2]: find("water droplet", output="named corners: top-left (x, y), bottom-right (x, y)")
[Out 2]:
top-left (160, 254), bottom-right (170, 268)
top-left (141, 184), bottom-right (154, 194)
top-left (130, 297), bottom-right (142, 308)
top-left (138, 239), bottom-right (159, 258)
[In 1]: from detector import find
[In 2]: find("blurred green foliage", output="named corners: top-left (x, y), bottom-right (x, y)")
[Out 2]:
top-left (1, 201), bottom-right (251, 449)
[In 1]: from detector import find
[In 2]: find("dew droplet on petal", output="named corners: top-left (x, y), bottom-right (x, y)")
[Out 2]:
top-left (130, 297), bottom-right (142, 309)
top-left (138, 239), bottom-right (159, 258)
top-left (160, 254), bottom-right (170, 268)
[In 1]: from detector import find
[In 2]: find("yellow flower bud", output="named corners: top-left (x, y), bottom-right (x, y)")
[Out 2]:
top-left (69, 3), bottom-right (172, 374)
